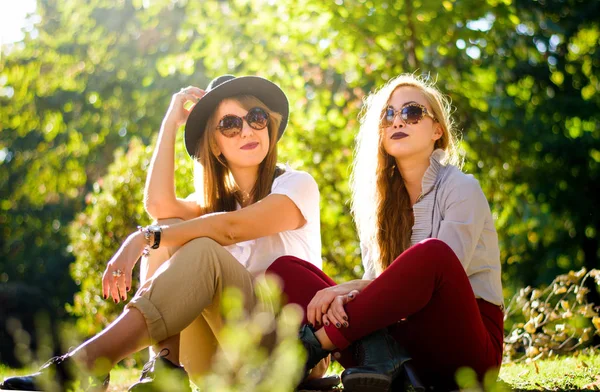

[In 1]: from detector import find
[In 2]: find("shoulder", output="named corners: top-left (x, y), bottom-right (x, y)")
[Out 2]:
top-left (439, 165), bottom-right (486, 204)
top-left (272, 166), bottom-right (319, 191)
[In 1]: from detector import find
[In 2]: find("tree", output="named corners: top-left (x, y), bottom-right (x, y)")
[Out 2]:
top-left (0, 0), bottom-right (208, 322)
top-left (2, 0), bottom-right (599, 339)
top-left (484, 0), bottom-right (600, 303)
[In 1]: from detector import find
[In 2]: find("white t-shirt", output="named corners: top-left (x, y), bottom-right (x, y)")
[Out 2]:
top-left (202, 167), bottom-right (322, 275)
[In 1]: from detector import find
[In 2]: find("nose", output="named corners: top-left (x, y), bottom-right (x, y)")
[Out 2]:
top-left (392, 113), bottom-right (405, 128)
top-left (240, 120), bottom-right (255, 137)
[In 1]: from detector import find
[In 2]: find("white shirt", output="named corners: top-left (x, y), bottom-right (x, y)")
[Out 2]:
top-left (362, 150), bottom-right (504, 307)
top-left (206, 167), bottom-right (322, 275)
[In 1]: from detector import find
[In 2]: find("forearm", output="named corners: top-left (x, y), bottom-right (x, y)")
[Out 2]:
top-left (144, 119), bottom-right (179, 217)
top-left (336, 279), bottom-right (372, 294)
top-left (154, 194), bottom-right (303, 249)
top-left (158, 213), bottom-right (239, 249)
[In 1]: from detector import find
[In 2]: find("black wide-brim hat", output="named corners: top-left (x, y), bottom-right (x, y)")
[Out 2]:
top-left (184, 75), bottom-right (289, 158)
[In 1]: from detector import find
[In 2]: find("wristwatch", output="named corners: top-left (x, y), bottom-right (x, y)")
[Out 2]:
top-left (143, 225), bottom-right (162, 249)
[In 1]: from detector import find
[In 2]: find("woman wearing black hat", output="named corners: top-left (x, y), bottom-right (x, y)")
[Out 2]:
top-left (0, 75), bottom-right (327, 391)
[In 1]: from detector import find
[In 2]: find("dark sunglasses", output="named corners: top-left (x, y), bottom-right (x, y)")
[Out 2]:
top-left (216, 107), bottom-right (270, 138)
top-left (381, 103), bottom-right (437, 127)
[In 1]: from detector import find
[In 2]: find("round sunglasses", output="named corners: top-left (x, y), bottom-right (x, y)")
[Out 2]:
top-left (216, 107), bottom-right (270, 138)
top-left (381, 103), bottom-right (437, 127)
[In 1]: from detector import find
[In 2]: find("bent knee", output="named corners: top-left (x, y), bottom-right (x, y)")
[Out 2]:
top-left (419, 238), bottom-right (450, 251)
top-left (168, 237), bottom-right (228, 272)
top-left (182, 237), bottom-right (222, 252)
top-left (267, 255), bottom-right (306, 274)
top-left (416, 238), bottom-right (461, 266)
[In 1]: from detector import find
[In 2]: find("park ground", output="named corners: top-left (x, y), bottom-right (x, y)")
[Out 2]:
top-left (2, 353), bottom-right (600, 391)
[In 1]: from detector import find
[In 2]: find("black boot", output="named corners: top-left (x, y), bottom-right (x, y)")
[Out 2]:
top-left (298, 325), bottom-right (331, 378)
top-left (342, 329), bottom-right (423, 392)
top-left (0, 354), bottom-right (110, 391)
top-left (296, 325), bottom-right (340, 391)
top-left (128, 349), bottom-right (191, 392)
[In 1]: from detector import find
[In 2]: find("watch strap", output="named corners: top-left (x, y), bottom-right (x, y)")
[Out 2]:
top-left (150, 227), bottom-right (161, 249)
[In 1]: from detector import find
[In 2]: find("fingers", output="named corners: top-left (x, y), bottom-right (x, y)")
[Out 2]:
top-left (124, 269), bottom-right (132, 294)
top-left (179, 86), bottom-right (205, 97)
top-left (306, 300), bottom-right (315, 326)
top-left (327, 296), bottom-right (348, 328)
top-left (347, 290), bottom-right (360, 301)
top-left (102, 270), bottom-right (110, 300)
top-left (177, 86), bottom-right (205, 102)
top-left (308, 300), bottom-right (323, 327)
top-left (117, 273), bottom-right (128, 302)
top-left (109, 274), bottom-right (120, 303)
top-left (178, 92), bottom-right (201, 104)
top-left (307, 295), bottom-right (327, 328)
top-left (103, 266), bottom-right (126, 304)
top-left (322, 313), bottom-right (330, 327)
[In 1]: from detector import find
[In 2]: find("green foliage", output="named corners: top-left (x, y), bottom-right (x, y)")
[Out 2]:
top-left (65, 130), bottom-right (194, 332)
top-left (195, 276), bottom-right (305, 392)
top-left (1, 0), bottom-right (599, 344)
top-left (0, 0), bottom-right (208, 321)
top-left (504, 268), bottom-right (600, 362)
top-left (0, 278), bottom-right (307, 392)
top-left (67, 138), bottom-right (152, 334)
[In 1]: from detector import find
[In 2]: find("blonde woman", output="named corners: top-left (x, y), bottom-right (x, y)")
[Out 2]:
top-left (268, 74), bottom-right (504, 391)
top-left (1, 75), bottom-right (328, 391)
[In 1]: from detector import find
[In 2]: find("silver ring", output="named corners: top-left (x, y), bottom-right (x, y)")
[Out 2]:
top-left (180, 87), bottom-right (190, 94)
top-left (112, 269), bottom-right (123, 278)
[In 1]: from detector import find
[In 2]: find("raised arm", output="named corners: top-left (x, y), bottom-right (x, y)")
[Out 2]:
top-left (144, 87), bottom-right (205, 221)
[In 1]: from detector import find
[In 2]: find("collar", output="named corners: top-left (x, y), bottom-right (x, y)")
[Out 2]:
top-left (421, 148), bottom-right (446, 196)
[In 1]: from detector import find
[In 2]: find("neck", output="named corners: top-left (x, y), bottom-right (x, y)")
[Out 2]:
top-left (230, 165), bottom-right (260, 206)
top-left (395, 150), bottom-right (433, 205)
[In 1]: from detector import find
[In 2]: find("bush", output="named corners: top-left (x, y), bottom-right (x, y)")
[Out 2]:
top-left (66, 128), bottom-right (195, 335)
top-left (504, 268), bottom-right (600, 362)
top-left (67, 138), bottom-right (152, 334)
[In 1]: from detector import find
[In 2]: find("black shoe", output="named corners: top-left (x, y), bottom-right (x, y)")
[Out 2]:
top-left (298, 324), bottom-right (331, 379)
top-left (342, 329), bottom-right (421, 392)
top-left (296, 374), bottom-right (341, 391)
top-left (128, 349), bottom-right (191, 392)
top-left (0, 354), bottom-right (110, 391)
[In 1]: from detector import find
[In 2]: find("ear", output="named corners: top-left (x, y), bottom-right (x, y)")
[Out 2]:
top-left (432, 125), bottom-right (443, 141)
top-left (210, 138), bottom-right (222, 157)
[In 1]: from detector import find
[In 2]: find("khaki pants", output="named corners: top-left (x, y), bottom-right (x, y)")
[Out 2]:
top-left (126, 219), bottom-right (255, 378)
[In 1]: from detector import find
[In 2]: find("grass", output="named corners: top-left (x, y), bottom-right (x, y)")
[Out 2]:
top-left (2, 354), bottom-right (600, 391)
top-left (498, 354), bottom-right (600, 391)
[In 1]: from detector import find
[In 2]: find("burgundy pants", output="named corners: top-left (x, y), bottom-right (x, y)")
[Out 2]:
top-left (266, 238), bottom-right (504, 388)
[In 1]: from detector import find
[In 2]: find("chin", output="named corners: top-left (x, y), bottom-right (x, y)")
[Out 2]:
top-left (234, 156), bottom-right (267, 169)
top-left (384, 146), bottom-right (413, 159)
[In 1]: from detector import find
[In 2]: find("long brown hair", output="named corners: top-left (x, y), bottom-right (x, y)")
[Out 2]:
top-left (350, 74), bottom-right (461, 275)
top-left (193, 95), bottom-right (283, 213)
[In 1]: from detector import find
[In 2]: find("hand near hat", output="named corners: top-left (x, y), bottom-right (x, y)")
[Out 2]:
top-left (164, 86), bottom-right (206, 128)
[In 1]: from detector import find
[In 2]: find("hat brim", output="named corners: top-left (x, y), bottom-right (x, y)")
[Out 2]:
top-left (184, 76), bottom-right (289, 158)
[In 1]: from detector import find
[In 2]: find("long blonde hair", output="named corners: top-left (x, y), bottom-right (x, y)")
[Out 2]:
top-left (193, 95), bottom-right (283, 213)
top-left (350, 74), bottom-right (460, 274)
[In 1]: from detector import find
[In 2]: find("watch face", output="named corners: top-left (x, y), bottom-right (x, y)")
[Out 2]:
top-left (147, 225), bottom-right (161, 232)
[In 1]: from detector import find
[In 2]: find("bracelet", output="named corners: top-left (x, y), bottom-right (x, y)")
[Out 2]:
top-left (137, 225), bottom-right (162, 250)
top-left (137, 226), bottom-right (151, 245)
top-left (137, 226), bottom-right (151, 256)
